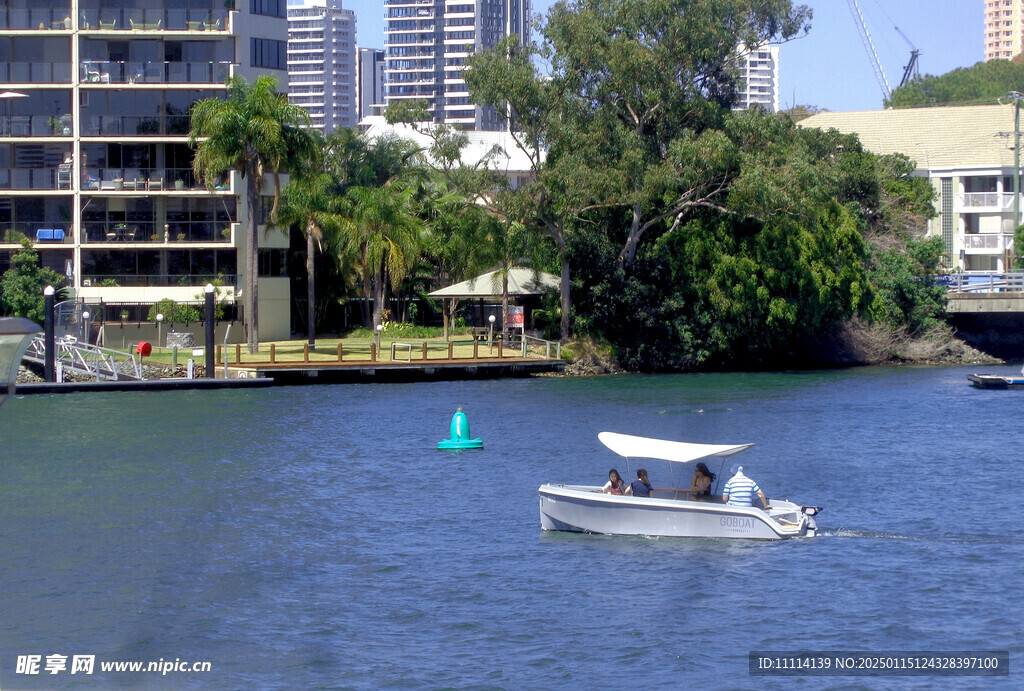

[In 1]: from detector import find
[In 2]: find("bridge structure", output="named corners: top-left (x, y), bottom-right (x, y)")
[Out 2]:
top-left (943, 273), bottom-right (1024, 358)
top-left (22, 336), bottom-right (143, 382)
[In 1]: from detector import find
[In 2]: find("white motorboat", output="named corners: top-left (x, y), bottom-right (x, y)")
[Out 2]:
top-left (538, 432), bottom-right (821, 540)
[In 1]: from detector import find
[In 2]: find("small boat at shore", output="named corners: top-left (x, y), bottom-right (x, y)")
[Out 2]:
top-left (538, 432), bottom-right (821, 540)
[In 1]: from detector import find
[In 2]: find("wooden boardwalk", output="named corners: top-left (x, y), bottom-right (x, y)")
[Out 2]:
top-left (218, 338), bottom-right (565, 383)
top-left (229, 356), bottom-right (564, 383)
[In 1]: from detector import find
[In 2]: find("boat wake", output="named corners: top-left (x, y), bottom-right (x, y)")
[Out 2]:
top-left (657, 407), bottom-right (733, 415)
top-left (821, 529), bottom-right (1021, 545)
top-left (821, 528), bottom-right (918, 540)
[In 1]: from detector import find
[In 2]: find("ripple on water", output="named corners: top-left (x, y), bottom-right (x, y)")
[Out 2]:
top-left (1, 369), bottom-right (1023, 687)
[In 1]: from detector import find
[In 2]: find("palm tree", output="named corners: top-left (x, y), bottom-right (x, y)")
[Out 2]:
top-left (276, 129), bottom-right (376, 346)
top-left (340, 182), bottom-right (424, 329)
top-left (277, 175), bottom-right (342, 345)
top-left (189, 75), bottom-right (312, 353)
top-left (479, 215), bottom-right (547, 334)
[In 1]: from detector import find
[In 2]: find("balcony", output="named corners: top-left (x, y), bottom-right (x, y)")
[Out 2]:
top-left (81, 167), bottom-right (225, 193)
top-left (80, 60), bottom-right (233, 85)
top-left (78, 9), bottom-right (230, 32)
top-left (81, 273), bottom-right (239, 288)
top-left (0, 114), bottom-right (72, 137)
top-left (956, 192), bottom-right (1017, 212)
top-left (1, 223), bottom-right (73, 245)
top-left (80, 220), bottom-right (235, 244)
top-left (0, 166), bottom-right (68, 190)
top-left (960, 232), bottom-right (1014, 254)
top-left (79, 114), bottom-right (191, 137)
top-left (0, 62), bottom-right (73, 83)
top-left (0, 9), bottom-right (72, 30)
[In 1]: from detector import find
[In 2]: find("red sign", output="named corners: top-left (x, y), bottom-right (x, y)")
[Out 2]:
top-left (508, 306), bottom-right (524, 328)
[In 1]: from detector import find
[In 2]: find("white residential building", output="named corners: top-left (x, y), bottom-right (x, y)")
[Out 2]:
top-left (801, 105), bottom-right (1021, 273)
top-left (360, 115), bottom-right (539, 187)
top-left (383, 0), bottom-right (531, 131)
top-left (287, 0), bottom-right (357, 133)
top-left (734, 45), bottom-right (779, 112)
top-left (0, 0), bottom-right (294, 341)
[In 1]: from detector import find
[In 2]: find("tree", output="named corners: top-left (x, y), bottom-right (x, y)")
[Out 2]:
top-left (189, 75), bottom-right (314, 352)
top-left (417, 176), bottom-right (490, 339)
top-left (0, 239), bottom-right (64, 323)
top-left (567, 106), bottom-right (936, 370)
top-left (465, 1), bottom-right (812, 340)
top-left (340, 182), bottom-right (425, 329)
top-left (464, 36), bottom-right (579, 340)
top-left (276, 129), bottom-right (362, 346)
top-left (541, 0), bottom-right (811, 271)
top-left (888, 59), bottom-right (1024, 108)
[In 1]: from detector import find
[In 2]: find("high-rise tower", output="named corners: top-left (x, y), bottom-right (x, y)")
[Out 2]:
top-left (383, 0), bottom-right (531, 130)
top-left (287, 0), bottom-right (358, 133)
top-left (986, 0), bottom-right (1024, 61)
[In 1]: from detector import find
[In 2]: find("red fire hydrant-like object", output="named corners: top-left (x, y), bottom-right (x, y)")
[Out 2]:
top-left (136, 341), bottom-right (152, 356)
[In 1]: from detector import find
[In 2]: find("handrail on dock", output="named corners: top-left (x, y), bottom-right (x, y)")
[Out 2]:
top-left (23, 335), bottom-right (143, 381)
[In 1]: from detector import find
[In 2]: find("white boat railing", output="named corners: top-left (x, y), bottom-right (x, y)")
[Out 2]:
top-left (23, 336), bottom-right (143, 381)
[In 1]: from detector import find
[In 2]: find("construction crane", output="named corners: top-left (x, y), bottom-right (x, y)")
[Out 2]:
top-left (847, 0), bottom-right (891, 101)
top-left (895, 26), bottom-right (920, 88)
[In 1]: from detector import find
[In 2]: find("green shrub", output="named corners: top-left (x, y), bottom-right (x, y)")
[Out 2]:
top-left (147, 298), bottom-right (202, 323)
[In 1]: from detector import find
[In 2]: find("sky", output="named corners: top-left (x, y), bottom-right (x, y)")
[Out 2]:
top-left (344, 0), bottom-right (985, 113)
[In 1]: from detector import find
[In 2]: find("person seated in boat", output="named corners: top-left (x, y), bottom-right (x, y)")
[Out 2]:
top-left (600, 468), bottom-right (627, 495)
top-left (689, 462), bottom-right (716, 499)
top-left (625, 468), bottom-right (652, 498)
top-left (722, 466), bottom-right (770, 510)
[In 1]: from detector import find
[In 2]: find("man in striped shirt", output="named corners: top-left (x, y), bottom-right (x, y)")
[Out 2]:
top-left (722, 467), bottom-right (771, 510)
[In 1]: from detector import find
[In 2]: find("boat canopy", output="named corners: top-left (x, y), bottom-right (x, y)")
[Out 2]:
top-left (598, 432), bottom-right (753, 464)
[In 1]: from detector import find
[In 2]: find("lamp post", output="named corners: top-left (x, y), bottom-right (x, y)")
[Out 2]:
top-left (375, 323), bottom-right (383, 358)
top-left (204, 284), bottom-right (215, 378)
top-left (155, 312), bottom-right (163, 348)
top-left (81, 310), bottom-right (90, 345)
top-left (1005, 91), bottom-right (1024, 270)
top-left (488, 314), bottom-right (495, 350)
top-left (43, 285), bottom-right (55, 382)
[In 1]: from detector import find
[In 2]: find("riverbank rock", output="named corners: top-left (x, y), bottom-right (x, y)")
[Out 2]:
top-left (555, 338), bottom-right (623, 376)
top-left (833, 319), bottom-right (1004, 367)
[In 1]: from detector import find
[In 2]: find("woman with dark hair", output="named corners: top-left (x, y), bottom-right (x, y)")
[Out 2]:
top-left (690, 462), bottom-right (717, 497)
top-left (601, 469), bottom-right (627, 495)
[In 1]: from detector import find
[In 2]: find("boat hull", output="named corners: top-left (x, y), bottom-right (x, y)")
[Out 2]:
top-left (539, 484), bottom-right (814, 540)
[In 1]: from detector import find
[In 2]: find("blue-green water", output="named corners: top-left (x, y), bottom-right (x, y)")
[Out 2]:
top-left (1, 366), bottom-right (1021, 688)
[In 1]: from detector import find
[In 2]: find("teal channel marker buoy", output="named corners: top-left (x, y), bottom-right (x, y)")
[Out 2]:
top-left (438, 407), bottom-right (483, 449)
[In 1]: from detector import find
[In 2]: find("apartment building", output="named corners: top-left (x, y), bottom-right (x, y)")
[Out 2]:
top-left (356, 47), bottom-right (385, 121)
top-left (287, 0), bottom-right (357, 133)
top-left (734, 45), bottom-right (779, 113)
top-left (985, 0), bottom-right (1024, 61)
top-left (383, 0), bottom-right (531, 131)
top-left (801, 105), bottom-right (1020, 273)
top-left (0, 0), bottom-right (293, 341)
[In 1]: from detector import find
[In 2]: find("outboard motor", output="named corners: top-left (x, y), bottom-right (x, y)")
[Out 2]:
top-left (801, 506), bottom-right (823, 537)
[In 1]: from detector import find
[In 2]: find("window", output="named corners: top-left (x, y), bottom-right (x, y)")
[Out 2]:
top-left (251, 38), bottom-right (287, 70)
top-left (259, 249), bottom-right (287, 277)
top-left (251, 0), bottom-right (286, 18)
